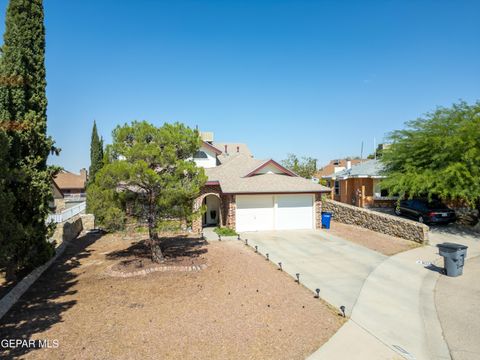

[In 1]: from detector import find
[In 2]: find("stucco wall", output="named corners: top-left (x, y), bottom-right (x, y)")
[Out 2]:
top-left (192, 145), bottom-right (218, 168)
top-left (323, 199), bottom-right (429, 244)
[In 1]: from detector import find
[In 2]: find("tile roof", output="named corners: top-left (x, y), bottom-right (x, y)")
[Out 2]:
top-left (53, 170), bottom-right (87, 190)
top-left (205, 154), bottom-right (331, 194)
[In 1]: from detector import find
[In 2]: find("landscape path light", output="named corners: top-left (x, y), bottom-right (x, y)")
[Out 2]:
top-left (266, 253), bottom-right (269, 261)
top-left (218, 234), bottom-right (222, 241)
top-left (255, 245), bottom-right (258, 253)
top-left (245, 239), bottom-right (248, 246)
top-left (237, 234), bottom-right (241, 241)
top-left (278, 262), bottom-right (282, 271)
top-left (340, 305), bottom-right (346, 317)
top-left (315, 288), bottom-right (320, 298)
top-left (296, 273), bottom-right (300, 283)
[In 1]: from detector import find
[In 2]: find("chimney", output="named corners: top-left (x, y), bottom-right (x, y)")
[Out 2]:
top-left (80, 168), bottom-right (88, 181)
top-left (224, 144), bottom-right (228, 154)
top-left (200, 131), bottom-right (214, 143)
top-left (347, 160), bottom-right (352, 169)
top-left (236, 146), bottom-right (240, 153)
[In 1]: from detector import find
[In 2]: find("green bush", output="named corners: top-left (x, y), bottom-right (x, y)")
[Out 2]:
top-left (214, 227), bottom-right (238, 236)
top-left (102, 208), bottom-right (126, 232)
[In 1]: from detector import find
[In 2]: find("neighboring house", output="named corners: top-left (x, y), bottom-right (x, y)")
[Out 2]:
top-left (192, 133), bottom-right (331, 233)
top-left (51, 169), bottom-right (88, 212)
top-left (315, 158), bottom-right (362, 178)
top-left (323, 159), bottom-right (396, 208)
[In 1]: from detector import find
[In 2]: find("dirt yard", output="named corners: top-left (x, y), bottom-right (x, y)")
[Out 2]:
top-left (0, 232), bottom-right (343, 360)
top-left (328, 221), bottom-right (420, 256)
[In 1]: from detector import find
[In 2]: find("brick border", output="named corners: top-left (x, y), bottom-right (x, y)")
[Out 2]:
top-left (105, 263), bottom-right (208, 278)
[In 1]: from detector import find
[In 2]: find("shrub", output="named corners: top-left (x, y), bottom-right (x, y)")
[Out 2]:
top-left (214, 227), bottom-right (238, 236)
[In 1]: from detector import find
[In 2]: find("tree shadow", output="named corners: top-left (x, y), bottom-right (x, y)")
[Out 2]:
top-left (430, 223), bottom-right (479, 238)
top-left (105, 235), bottom-right (208, 262)
top-left (0, 232), bottom-right (101, 359)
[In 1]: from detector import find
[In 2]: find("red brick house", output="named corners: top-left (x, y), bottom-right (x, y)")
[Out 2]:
top-left (323, 159), bottom-right (397, 208)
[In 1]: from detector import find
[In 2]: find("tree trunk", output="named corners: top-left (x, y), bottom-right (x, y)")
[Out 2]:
top-left (148, 220), bottom-right (164, 263)
top-left (147, 193), bottom-right (164, 263)
top-left (5, 260), bottom-right (17, 282)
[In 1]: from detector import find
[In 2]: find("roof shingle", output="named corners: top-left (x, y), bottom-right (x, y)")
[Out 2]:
top-left (205, 154), bottom-right (330, 193)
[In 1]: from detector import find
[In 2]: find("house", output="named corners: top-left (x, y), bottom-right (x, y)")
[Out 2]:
top-left (323, 159), bottom-right (396, 208)
top-left (315, 158), bottom-right (362, 179)
top-left (192, 133), bottom-right (331, 233)
top-left (51, 169), bottom-right (88, 212)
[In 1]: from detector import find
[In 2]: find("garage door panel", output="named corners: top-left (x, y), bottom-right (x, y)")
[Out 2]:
top-left (236, 194), bottom-right (314, 232)
top-left (236, 195), bottom-right (274, 232)
top-left (275, 194), bottom-right (313, 230)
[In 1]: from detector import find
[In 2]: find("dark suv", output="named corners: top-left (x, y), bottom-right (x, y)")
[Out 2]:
top-left (395, 199), bottom-right (456, 224)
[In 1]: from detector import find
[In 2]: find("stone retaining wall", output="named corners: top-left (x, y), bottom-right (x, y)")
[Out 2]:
top-left (50, 215), bottom-right (84, 246)
top-left (0, 214), bottom-right (95, 320)
top-left (323, 199), bottom-right (429, 244)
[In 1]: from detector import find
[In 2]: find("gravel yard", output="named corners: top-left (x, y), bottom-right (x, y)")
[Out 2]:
top-left (328, 221), bottom-right (420, 256)
top-left (0, 232), bottom-right (343, 360)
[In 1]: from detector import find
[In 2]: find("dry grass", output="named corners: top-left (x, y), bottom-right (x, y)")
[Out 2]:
top-left (0, 232), bottom-right (343, 360)
top-left (328, 221), bottom-right (420, 256)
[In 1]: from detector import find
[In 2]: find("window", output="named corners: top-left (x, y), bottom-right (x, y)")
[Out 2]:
top-left (193, 151), bottom-right (208, 159)
top-left (380, 189), bottom-right (389, 197)
top-left (334, 181), bottom-right (340, 195)
top-left (333, 160), bottom-right (340, 165)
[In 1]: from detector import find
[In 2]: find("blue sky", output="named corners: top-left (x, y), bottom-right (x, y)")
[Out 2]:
top-left (1, 0), bottom-right (479, 172)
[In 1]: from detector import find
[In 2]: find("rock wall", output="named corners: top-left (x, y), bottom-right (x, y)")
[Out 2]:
top-left (1, 213), bottom-right (95, 320)
top-left (50, 216), bottom-right (85, 246)
top-left (80, 214), bottom-right (95, 231)
top-left (323, 199), bottom-right (429, 244)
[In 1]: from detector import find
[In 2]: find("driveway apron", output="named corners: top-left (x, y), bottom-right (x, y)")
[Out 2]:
top-left (241, 230), bottom-right (386, 316)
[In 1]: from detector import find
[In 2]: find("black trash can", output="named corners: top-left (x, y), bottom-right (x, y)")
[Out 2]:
top-left (436, 242), bottom-right (468, 277)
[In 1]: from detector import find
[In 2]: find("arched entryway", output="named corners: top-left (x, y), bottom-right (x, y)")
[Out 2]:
top-left (202, 194), bottom-right (221, 227)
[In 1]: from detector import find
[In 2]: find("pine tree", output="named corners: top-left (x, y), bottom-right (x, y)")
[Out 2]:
top-left (88, 120), bottom-right (104, 183)
top-left (88, 121), bottom-right (207, 262)
top-left (0, 0), bottom-right (56, 278)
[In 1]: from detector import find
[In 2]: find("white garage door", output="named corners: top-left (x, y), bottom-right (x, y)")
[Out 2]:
top-left (236, 195), bottom-right (274, 232)
top-left (275, 194), bottom-right (313, 230)
top-left (236, 194), bottom-right (314, 232)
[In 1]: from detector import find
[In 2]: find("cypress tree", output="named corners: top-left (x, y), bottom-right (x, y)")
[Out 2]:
top-left (89, 120), bottom-right (104, 183)
top-left (0, 0), bottom-right (56, 278)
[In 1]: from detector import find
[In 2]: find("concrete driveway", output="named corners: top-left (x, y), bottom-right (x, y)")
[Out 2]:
top-left (241, 229), bottom-right (386, 316)
top-left (242, 225), bottom-right (480, 360)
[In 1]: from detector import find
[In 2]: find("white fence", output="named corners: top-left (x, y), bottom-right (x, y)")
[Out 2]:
top-left (47, 201), bottom-right (86, 224)
top-left (63, 193), bottom-right (86, 201)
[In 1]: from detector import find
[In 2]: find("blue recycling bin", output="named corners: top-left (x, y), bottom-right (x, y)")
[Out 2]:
top-left (321, 212), bottom-right (332, 229)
